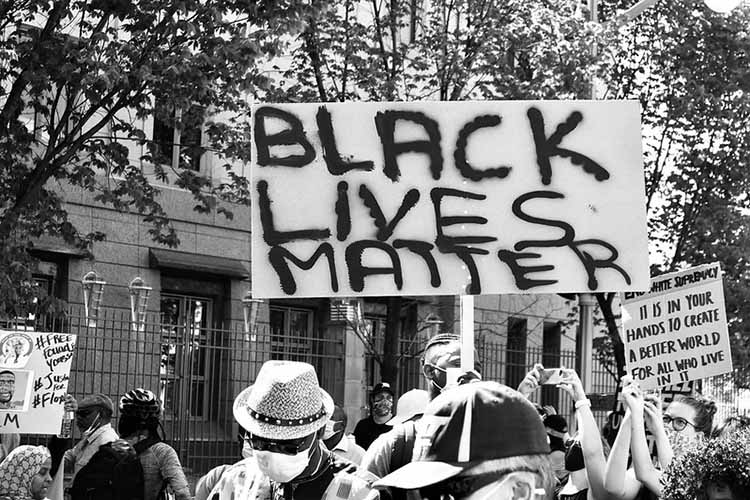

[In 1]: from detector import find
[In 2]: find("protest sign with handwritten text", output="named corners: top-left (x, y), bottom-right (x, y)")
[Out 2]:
top-left (0, 330), bottom-right (76, 434)
top-left (251, 101), bottom-right (649, 298)
top-left (622, 263), bottom-right (732, 390)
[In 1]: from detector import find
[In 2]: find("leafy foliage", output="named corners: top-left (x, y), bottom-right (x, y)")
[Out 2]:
top-left (603, 0), bottom-right (750, 381)
top-left (662, 429), bottom-right (750, 500)
top-left (0, 0), bottom-right (313, 316)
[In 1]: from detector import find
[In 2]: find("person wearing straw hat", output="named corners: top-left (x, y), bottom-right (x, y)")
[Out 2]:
top-left (372, 381), bottom-right (555, 500)
top-left (206, 360), bottom-right (375, 500)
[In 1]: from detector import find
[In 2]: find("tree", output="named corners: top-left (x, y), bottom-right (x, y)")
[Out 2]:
top-left (0, 0), bottom-right (313, 316)
top-left (248, 0), bottom-right (603, 385)
top-left (597, 0), bottom-right (750, 384)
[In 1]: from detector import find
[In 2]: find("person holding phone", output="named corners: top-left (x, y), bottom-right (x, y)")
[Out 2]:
top-left (555, 370), bottom-right (609, 500)
top-left (604, 376), bottom-right (717, 500)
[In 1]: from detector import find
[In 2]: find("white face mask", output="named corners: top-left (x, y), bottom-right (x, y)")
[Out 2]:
top-left (254, 449), bottom-right (309, 483)
top-left (241, 440), bottom-right (253, 459)
top-left (84, 413), bottom-right (101, 437)
top-left (322, 420), bottom-right (338, 440)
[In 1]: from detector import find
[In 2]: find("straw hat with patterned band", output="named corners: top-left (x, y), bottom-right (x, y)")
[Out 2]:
top-left (233, 360), bottom-right (334, 441)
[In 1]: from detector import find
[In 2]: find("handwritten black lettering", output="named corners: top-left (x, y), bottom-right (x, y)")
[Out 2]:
top-left (359, 185), bottom-right (420, 241)
top-left (346, 240), bottom-right (403, 292)
top-left (392, 240), bottom-right (441, 287)
top-left (269, 244), bottom-right (339, 295)
top-left (454, 114), bottom-right (512, 181)
top-left (258, 180), bottom-right (331, 245)
top-left (254, 106), bottom-right (316, 167)
top-left (375, 110), bottom-right (443, 182)
top-left (527, 107), bottom-right (609, 185)
top-left (317, 106), bottom-right (375, 175)
top-left (335, 181), bottom-right (351, 242)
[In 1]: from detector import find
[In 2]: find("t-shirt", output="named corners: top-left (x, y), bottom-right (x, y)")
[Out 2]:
top-left (353, 416), bottom-right (391, 450)
top-left (358, 422), bottom-right (419, 500)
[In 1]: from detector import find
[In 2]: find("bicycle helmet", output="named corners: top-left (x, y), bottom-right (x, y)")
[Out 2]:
top-left (119, 388), bottom-right (162, 420)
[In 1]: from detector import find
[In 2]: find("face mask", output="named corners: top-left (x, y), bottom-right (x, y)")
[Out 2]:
top-left (424, 363), bottom-right (448, 393)
top-left (84, 413), bottom-right (101, 437)
top-left (665, 427), bottom-right (701, 457)
top-left (373, 399), bottom-right (393, 416)
top-left (322, 420), bottom-right (340, 440)
top-left (254, 448), bottom-right (309, 483)
top-left (241, 440), bottom-right (253, 459)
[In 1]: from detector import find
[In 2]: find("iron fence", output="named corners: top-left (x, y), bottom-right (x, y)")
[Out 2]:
top-left (701, 370), bottom-right (750, 424)
top-left (364, 330), bottom-right (620, 429)
top-left (16, 306), bottom-right (344, 477)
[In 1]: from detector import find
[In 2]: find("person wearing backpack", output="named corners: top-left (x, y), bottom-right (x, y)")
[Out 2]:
top-left (117, 388), bottom-right (191, 500)
top-left (60, 393), bottom-right (120, 482)
top-left (68, 438), bottom-right (144, 500)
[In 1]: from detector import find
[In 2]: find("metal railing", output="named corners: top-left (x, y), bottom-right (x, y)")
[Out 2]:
top-left (14, 306), bottom-right (344, 476)
top-left (364, 331), bottom-right (620, 428)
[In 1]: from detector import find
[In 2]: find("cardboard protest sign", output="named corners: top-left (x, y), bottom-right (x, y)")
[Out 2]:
top-left (0, 329), bottom-right (76, 434)
top-left (622, 263), bottom-right (732, 391)
top-left (251, 101), bottom-right (649, 298)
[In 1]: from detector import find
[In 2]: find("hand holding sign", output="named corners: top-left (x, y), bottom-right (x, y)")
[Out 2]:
top-left (621, 380), bottom-right (645, 417)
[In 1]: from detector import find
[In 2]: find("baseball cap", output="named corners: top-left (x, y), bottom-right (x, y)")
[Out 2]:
top-left (375, 381), bottom-right (549, 490)
top-left (372, 382), bottom-right (394, 398)
top-left (387, 389), bottom-right (430, 426)
top-left (78, 393), bottom-right (114, 414)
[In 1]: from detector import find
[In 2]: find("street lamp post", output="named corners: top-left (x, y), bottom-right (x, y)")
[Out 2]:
top-left (128, 277), bottom-right (151, 332)
top-left (82, 271), bottom-right (106, 328)
top-left (242, 291), bottom-right (264, 342)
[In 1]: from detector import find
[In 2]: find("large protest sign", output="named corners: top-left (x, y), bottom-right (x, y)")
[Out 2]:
top-left (622, 263), bottom-right (732, 391)
top-left (251, 101), bottom-right (649, 298)
top-left (0, 329), bottom-right (76, 434)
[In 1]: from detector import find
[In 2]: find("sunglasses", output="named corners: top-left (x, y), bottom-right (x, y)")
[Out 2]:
top-left (240, 431), bottom-right (315, 455)
top-left (76, 407), bottom-right (99, 417)
top-left (663, 414), bottom-right (696, 432)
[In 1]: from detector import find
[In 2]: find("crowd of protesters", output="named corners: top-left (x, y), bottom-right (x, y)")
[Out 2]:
top-left (1, 331), bottom-right (749, 500)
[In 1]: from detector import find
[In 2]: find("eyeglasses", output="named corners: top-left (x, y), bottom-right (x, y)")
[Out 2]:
top-left (240, 431), bottom-right (315, 455)
top-left (663, 414), bottom-right (696, 432)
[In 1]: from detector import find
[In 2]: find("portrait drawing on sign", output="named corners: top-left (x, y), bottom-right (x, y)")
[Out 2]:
top-left (0, 333), bottom-right (33, 368)
top-left (0, 369), bottom-right (33, 412)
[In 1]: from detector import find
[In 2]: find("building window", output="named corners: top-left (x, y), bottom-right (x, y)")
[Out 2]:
top-left (152, 98), bottom-right (203, 171)
top-left (542, 321), bottom-right (562, 408)
top-left (160, 294), bottom-right (213, 420)
top-left (505, 317), bottom-right (527, 388)
top-left (269, 306), bottom-right (314, 363)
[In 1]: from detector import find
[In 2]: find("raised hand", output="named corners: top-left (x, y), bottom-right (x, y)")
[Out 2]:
top-left (557, 369), bottom-right (587, 403)
top-left (517, 363), bottom-right (545, 397)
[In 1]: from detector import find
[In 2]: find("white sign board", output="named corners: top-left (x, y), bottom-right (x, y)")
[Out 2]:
top-left (251, 101), bottom-right (649, 298)
top-left (622, 263), bottom-right (732, 390)
top-left (0, 330), bottom-right (76, 434)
